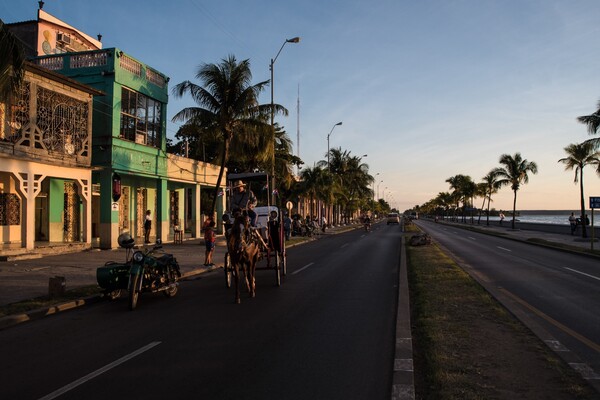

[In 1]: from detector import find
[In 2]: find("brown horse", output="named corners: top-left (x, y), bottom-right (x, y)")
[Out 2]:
top-left (227, 215), bottom-right (260, 304)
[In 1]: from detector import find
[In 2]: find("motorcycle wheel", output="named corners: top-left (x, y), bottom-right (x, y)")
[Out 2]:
top-left (163, 267), bottom-right (179, 297)
top-left (128, 273), bottom-right (141, 311)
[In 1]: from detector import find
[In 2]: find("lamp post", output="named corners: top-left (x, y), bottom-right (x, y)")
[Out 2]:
top-left (372, 172), bottom-right (379, 201)
top-left (327, 121), bottom-right (343, 170)
top-left (270, 36), bottom-right (300, 206)
top-left (377, 180), bottom-right (383, 200)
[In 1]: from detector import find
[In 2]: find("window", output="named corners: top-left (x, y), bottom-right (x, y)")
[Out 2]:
top-left (119, 87), bottom-right (161, 147)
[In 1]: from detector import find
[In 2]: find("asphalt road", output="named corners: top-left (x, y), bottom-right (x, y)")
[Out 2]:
top-left (416, 220), bottom-right (600, 379)
top-left (0, 224), bottom-right (403, 400)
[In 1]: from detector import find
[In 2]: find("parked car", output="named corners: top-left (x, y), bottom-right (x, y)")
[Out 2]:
top-left (387, 212), bottom-right (400, 225)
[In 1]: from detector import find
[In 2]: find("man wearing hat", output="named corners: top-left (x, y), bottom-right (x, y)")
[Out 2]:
top-left (231, 180), bottom-right (258, 226)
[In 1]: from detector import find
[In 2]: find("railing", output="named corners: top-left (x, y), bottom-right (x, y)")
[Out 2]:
top-left (119, 54), bottom-right (141, 77)
top-left (70, 51), bottom-right (109, 68)
top-left (36, 56), bottom-right (64, 71)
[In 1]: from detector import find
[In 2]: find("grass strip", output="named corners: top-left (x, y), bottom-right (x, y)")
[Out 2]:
top-left (406, 230), bottom-right (598, 399)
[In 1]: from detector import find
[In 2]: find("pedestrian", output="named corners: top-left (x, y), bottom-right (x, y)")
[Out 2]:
top-left (321, 215), bottom-right (327, 233)
top-left (499, 212), bottom-right (505, 226)
top-left (569, 212), bottom-right (576, 235)
top-left (204, 219), bottom-right (216, 266)
top-left (144, 210), bottom-right (152, 243)
top-left (283, 213), bottom-right (292, 241)
top-left (267, 210), bottom-right (280, 251)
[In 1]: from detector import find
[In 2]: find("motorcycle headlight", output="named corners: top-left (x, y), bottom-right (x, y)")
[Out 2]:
top-left (133, 251), bottom-right (144, 263)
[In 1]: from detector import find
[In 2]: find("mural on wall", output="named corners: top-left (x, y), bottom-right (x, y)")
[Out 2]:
top-left (39, 27), bottom-right (95, 55)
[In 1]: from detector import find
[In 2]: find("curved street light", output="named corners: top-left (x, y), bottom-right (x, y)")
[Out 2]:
top-left (327, 121), bottom-right (343, 170)
top-left (270, 36), bottom-right (300, 205)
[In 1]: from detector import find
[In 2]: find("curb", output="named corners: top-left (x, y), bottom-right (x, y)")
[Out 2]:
top-left (391, 234), bottom-right (415, 400)
top-left (0, 265), bottom-right (222, 331)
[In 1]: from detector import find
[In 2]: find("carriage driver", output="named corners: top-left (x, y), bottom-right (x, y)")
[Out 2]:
top-left (231, 180), bottom-right (258, 227)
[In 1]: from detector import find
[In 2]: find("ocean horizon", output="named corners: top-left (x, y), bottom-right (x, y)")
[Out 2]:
top-left (476, 210), bottom-right (596, 225)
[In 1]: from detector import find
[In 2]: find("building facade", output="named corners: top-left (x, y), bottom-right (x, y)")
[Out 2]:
top-left (35, 48), bottom-right (224, 249)
top-left (0, 62), bottom-right (101, 250)
top-left (5, 5), bottom-right (224, 251)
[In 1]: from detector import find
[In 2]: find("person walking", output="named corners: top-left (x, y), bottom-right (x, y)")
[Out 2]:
top-left (203, 219), bottom-right (216, 266)
top-left (569, 212), bottom-right (577, 235)
top-left (283, 213), bottom-right (292, 241)
top-left (499, 212), bottom-right (505, 226)
top-left (144, 210), bottom-right (152, 243)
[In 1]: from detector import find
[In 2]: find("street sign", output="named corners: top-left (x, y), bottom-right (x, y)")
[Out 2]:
top-left (590, 196), bottom-right (600, 209)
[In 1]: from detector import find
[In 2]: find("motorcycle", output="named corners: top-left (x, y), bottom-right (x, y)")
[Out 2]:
top-left (364, 221), bottom-right (371, 232)
top-left (96, 233), bottom-right (181, 310)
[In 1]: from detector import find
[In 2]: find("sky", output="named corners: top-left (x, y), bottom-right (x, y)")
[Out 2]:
top-left (3, 0), bottom-right (600, 212)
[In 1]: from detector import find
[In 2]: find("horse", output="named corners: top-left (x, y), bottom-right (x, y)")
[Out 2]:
top-left (226, 214), bottom-right (260, 304)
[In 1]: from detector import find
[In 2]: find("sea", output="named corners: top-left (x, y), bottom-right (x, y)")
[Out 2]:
top-left (484, 210), bottom-right (595, 225)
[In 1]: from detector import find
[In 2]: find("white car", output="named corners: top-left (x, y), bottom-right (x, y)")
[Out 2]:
top-left (387, 212), bottom-right (400, 225)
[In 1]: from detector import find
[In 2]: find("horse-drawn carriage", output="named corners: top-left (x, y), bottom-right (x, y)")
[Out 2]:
top-left (221, 172), bottom-right (287, 303)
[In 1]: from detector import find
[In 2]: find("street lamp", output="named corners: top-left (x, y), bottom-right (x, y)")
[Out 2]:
top-left (377, 180), bottom-right (383, 200)
top-left (270, 36), bottom-right (300, 206)
top-left (372, 172), bottom-right (379, 201)
top-left (327, 121), bottom-right (343, 170)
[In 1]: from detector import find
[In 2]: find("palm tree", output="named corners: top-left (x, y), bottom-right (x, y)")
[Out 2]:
top-left (0, 19), bottom-right (25, 102)
top-left (558, 142), bottom-right (600, 238)
top-left (493, 153), bottom-right (538, 230)
top-left (446, 174), bottom-right (474, 222)
top-left (480, 170), bottom-right (502, 226)
top-left (577, 100), bottom-right (600, 147)
top-left (171, 55), bottom-right (287, 216)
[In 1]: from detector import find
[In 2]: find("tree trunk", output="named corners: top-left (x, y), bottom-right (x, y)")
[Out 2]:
top-left (579, 168), bottom-right (587, 238)
top-left (209, 134), bottom-right (229, 219)
top-left (511, 190), bottom-right (518, 230)
top-left (486, 195), bottom-right (491, 226)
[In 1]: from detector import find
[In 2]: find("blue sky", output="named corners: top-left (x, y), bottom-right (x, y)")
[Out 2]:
top-left (3, 0), bottom-right (600, 211)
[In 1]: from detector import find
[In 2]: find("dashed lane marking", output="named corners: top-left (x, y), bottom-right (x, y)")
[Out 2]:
top-left (292, 262), bottom-right (314, 275)
top-left (564, 267), bottom-right (600, 281)
top-left (38, 341), bottom-right (161, 400)
top-left (496, 246), bottom-right (512, 252)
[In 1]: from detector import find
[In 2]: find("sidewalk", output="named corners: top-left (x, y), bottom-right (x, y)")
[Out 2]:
top-left (0, 223), bottom-right (363, 307)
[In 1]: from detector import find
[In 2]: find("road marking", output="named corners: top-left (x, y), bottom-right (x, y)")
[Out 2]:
top-left (564, 267), bottom-right (600, 281)
top-left (468, 236), bottom-right (476, 240)
top-left (292, 262), bottom-right (314, 275)
top-left (38, 341), bottom-right (161, 400)
top-left (499, 288), bottom-right (600, 353)
top-left (341, 243), bottom-right (349, 248)
top-left (496, 246), bottom-right (512, 252)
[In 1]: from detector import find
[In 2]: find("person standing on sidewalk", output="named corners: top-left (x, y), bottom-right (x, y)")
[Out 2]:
top-left (204, 219), bottom-right (216, 266)
top-left (569, 212), bottom-right (577, 235)
top-left (144, 210), bottom-right (152, 243)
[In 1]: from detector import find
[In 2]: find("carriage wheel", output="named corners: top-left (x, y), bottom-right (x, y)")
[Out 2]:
top-left (281, 251), bottom-right (287, 276)
top-left (274, 251), bottom-right (282, 287)
top-left (224, 252), bottom-right (232, 288)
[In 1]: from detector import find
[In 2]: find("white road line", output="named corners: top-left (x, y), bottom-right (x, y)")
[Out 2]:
top-left (38, 341), bottom-right (161, 400)
top-left (292, 262), bottom-right (314, 275)
top-left (468, 236), bottom-right (476, 240)
top-left (496, 246), bottom-right (512, 252)
top-left (341, 243), bottom-right (349, 248)
top-left (564, 267), bottom-right (600, 281)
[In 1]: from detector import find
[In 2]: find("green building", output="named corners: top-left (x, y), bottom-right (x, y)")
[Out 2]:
top-left (35, 49), bottom-right (223, 249)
